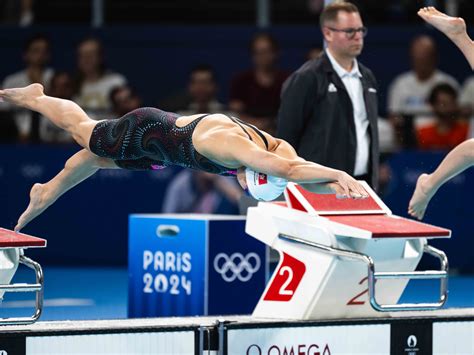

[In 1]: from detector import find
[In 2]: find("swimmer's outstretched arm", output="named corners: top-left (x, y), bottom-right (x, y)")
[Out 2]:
top-left (418, 7), bottom-right (474, 70)
top-left (206, 135), bottom-right (368, 198)
top-left (408, 139), bottom-right (474, 220)
top-left (15, 149), bottom-right (116, 231)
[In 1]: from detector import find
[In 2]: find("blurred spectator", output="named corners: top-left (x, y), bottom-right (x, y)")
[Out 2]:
top-left (74, 37), bottom-right (127, 120)
top-left (2, 34), bottom-right (53, 142)
top-left (162, 170), bottom-right (241, 214)
top-left (387, 35), bottom-right (459, 147)
top-left (306, 46), bottom-right (323, 61)
top-left (39, 71), bottom-right (75, 143)
top-left (229, 33), bottom-right (289, 135)
top-left (1, 0), bottom-right (34, 26)
top-left (416, 83), bottom-right (468, 150)
top-left (177, 64), bottom-right (226, 116)
top-left (110, 85), bottom-right (142, 117)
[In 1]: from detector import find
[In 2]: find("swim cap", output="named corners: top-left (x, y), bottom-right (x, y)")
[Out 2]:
top-left (245, 168), bottom-right (288, 201)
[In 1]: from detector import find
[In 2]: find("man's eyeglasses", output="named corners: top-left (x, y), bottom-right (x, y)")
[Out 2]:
top-left (326, 26), bottom-right (368, 39)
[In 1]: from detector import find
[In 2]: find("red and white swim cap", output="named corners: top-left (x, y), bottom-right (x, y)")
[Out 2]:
top-left (245, 168), bottom-right (288, 201)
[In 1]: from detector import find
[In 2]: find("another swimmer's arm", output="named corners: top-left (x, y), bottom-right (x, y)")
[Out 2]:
top-left (424, 139), bottom-right (474, 194)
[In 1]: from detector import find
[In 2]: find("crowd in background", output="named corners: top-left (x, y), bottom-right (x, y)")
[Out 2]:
top-left (1, 32), bottom-right (473, 148)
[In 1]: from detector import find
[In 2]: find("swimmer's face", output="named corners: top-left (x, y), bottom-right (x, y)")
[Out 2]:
top-left (323, 11), bottom-right (365, 59)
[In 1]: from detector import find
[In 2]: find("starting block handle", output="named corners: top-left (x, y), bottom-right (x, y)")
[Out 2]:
top-left (369, 245), bottom-right (448, 312)
top-left (0, 254), bottom-right (44, 326)
top-left (278, 234), bottom-right (449, 312)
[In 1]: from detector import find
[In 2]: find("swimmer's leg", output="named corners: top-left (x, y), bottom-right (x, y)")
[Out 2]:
top-left (0, 84), bottom-right (96, 149)
top-left (408, 139), bottom-right (474, 219)
top-left (15, 149), bottom-right (116, 231)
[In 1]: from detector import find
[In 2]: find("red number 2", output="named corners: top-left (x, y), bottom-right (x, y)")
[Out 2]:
top-left (346, 276), bottom-right (375, 306)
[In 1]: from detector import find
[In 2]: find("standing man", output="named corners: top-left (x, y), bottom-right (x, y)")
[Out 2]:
top-left (277, 1), bottom-right (379, 188)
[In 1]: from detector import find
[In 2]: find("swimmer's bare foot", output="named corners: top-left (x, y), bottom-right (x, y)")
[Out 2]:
top-left (418, 7), bottom-right (466, 39)
top-left (408, 173), bottom-right (435, 220)
top-left (15, 183), bottom-right (53, 232)
top-left (0, 83), bottom-right (44, 109)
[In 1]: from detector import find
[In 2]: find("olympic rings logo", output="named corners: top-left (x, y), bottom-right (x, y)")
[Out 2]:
top-left (213, 252), bottom-right (261, 282)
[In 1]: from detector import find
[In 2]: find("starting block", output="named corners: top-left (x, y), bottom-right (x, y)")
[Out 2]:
top-left (246, 182), bottom-right (451, 320)
top-left (0, 228), bottom-right (46, 325)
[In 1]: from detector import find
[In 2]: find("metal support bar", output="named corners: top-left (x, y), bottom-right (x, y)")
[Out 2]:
top-left (0, 254), bottom-right (44, 325)
top-left (279, 234), bottom-right (448, 312)
top-left (0, 283), bottom-right (42, 292)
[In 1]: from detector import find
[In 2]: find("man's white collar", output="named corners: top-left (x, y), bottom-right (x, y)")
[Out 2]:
top-left (326, 49), bottom-right (362, 78)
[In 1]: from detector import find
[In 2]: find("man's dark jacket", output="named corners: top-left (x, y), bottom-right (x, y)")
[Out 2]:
top-left (277, 52), bottom-right (379, 189)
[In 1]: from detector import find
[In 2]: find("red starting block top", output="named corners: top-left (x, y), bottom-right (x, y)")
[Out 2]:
top-left (281, 182), bottom-right (451, 239)
top-left (325, 215), bottom-right (451, 238)
top-left (0, 228), bottom-right (47, 248)
top-left (287, 182), bottom-right (390, 215)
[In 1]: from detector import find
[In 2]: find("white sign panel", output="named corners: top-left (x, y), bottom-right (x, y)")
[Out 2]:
top-left (26, 331), bottom-right (194, 355)
top-left (227, 324), bottom-right (390, 354)
top-left (433, 321), bottom-right (474, 355)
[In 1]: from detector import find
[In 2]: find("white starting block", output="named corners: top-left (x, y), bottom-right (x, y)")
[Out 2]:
top-left (246, 182), bottom-right (451, 320)
top-left (0, 228), bottom-right (46, 325)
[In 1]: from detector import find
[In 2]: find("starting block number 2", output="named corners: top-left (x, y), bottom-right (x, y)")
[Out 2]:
top-left (347, 276), bottom-right (377, 306)
top-left (263, 253), bottom-right (306, 301)
top-left (263, 254), bottom-right (373, 306)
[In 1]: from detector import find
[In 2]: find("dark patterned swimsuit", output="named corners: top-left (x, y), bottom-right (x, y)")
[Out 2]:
top-left (89, 107), bottom-right (268, 175)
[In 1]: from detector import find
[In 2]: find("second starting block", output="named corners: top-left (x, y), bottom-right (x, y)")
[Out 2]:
top-left (246, 181), bottom-right (451, 320)
top-left (0, 228), bottom-right (47, 325)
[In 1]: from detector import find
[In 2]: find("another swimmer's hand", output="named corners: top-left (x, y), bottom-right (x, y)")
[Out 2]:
top-left (334, 171), bottom-right (368, 199)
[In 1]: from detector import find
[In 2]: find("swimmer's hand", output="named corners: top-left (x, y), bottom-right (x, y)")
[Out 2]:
top-left (331, 171), bottom-right (368, 199)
